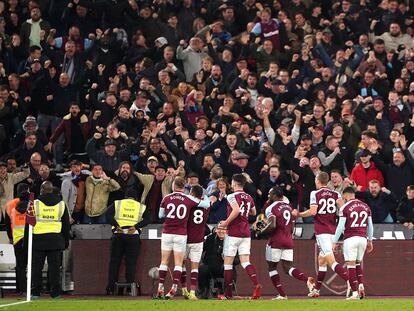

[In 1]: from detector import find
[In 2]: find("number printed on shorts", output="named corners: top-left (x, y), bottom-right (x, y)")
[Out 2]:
top-left (350, 211), bottom-right (368, 228)
top-left (283, 209), bottom-right (291, 226)
top-left (318, 198), bottom-right (336, 214)
top-left (166, 203), bottom-right (187, 219)
top-left (193, 210), bottom-right (204, 224)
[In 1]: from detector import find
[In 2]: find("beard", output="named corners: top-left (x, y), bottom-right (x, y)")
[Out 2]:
top-left (120, 171), bottom-right (130, 180)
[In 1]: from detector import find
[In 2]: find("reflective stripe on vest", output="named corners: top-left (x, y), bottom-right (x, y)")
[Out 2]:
top-left (113, 199), bottom-right (146, 228)
top-left (33, 200), bottom-right (64, 234)
top-left (10, 208), bottom-right (25, 244)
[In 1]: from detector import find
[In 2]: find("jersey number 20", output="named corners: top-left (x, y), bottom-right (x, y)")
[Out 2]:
top-left (166, 203), bottom-right (187, 219)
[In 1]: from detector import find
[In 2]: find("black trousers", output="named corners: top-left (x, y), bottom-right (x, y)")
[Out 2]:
top-left (107, 234), bottom-right (140, 291)
top-left (32, 249), bottom-right (61, 297)
top-left (13, 239), bottom-right (27, 293)
top-left (198, 264), bottom-right (237, 295)
top-left (198, 264), bottom-right (225, 294)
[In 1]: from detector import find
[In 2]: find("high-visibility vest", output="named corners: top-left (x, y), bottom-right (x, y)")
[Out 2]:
top-left (5, 198), bottom-right (25, 245)
top-left (33, 200), bottom-right (64, 234)
top-left (113, 199), bottom-right (146, 228)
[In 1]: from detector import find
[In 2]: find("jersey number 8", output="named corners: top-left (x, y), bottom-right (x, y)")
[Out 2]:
top-left (193, 210), bottom-right (204, 224)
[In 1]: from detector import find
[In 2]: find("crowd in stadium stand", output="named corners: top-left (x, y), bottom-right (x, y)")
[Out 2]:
top-left (1, 0), bottom-right (414, 228)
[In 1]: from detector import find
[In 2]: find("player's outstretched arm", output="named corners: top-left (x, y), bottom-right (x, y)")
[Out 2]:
top-left (333, 217), bottom-right (346, 244)
top-left (158, 207), bottom-right (165, 219)
top-left (197, 195), bottom-right (211, 209)
top-left (298, 205), bottom-right (317, 218)
top-left (367, 216), bottom-right (374, 253)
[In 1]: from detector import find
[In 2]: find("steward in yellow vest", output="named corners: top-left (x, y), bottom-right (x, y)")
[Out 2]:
top-left (4, 183), bottom-right (30, 294)
top-left (105, 189), bottom-right (150, 294)
top-left (32, 181), bottom-right (70, 298)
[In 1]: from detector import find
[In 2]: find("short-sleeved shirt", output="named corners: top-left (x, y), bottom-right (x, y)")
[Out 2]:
top-left (339, 199), bottom-right (372, 240)
top-left (265, 201), bottom-right (294, 249)
top-left (160, 192), bottom-right (201, 235)
top-left (187, 206), bottom-right (210, 243)
top-left (310, 187), bottom-right (341, 235)
top-left (226, 191), bottom-right (255, 238)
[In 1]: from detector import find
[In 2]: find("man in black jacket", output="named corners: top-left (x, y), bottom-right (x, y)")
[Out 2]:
top-left (357, 180), bottom-right (396, 223)
top-left (396, 185), bottom-right (414, 228)
top-left (198, 227), bottom-right (239, 299)
top-left (32, 181), bottom-right (70, 298)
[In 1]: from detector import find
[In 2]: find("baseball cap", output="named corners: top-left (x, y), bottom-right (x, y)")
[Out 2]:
top-left (147, 156), bottom-right (159, 163)
top-left (31, 58), bottom-right (41, 65)
top-left (187, 172), bottom-right (199, 178)
top-left (155, 37), bottom-right (168, 46)
top-left (323, 27), bottom-right (333, 34)
top-left (104, 139), bottom-right (117, 146)
top-left (155, 164), bottom-right (166, 171)
top-left (301, 133), bottom-right (312, 141)
top-left (313, 124), bottom-right (324, 131)
top-left (235, 153), bottom-right (250, 160)
top-left (272, 79), bottom-right (283, 86)
top-left (359, 149), bottom-right (371, 157)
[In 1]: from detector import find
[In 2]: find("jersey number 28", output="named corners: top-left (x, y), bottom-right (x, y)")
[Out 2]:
top-left (318, 198), bottom-right (336, 214)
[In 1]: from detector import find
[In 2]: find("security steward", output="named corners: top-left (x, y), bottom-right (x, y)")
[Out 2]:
top-left (5, 183), bottom-right (30, 294)
top-left (106, 189), bottom-right (150, 294)
top-left (32, 181), bottom-right (70, 298)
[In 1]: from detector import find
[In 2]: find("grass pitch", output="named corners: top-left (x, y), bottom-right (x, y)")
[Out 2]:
top-left (1, 298), bottom-right (414, 311)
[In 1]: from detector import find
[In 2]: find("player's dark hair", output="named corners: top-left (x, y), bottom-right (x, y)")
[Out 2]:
top-left (190, 185), bottom-right (203, 199)
top-left (270, 185), bottom-right (283, 199)
top-left (407, 185), bottom-right (414, 191)
top-left (232, 174), bottom-right (246, 187)
top-left (316, 171), bottom-right (329, 186)
top-left (343, 186), bottom-right (355, 194)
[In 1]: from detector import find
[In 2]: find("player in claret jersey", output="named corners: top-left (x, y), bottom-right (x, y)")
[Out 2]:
top-left (218, 174), bottom-right (261, 300)
top-left (157, 177), bottom-right (210, 299)
top-left (294, 172), bottom-right (349, 297)
top-left (181, 185), bottom-right (210, 300)
top-left (257, 186), bottom-right (315, 300)
top-left (333, 187), bottom-right (374, 300)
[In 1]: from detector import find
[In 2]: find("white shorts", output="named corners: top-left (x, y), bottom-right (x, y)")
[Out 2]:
top-left (343, 236), bottom-right (367, 262)
top-left (265, 245), bottom-right (293, 262)
top-left (185, 242), bottom-right (203, 263)
top-left (316, 234), bottom-right (334, 257)
top-left (223, 235), bottom-right (251, 257)
top-left (161, 233), bottom-right (187, 252)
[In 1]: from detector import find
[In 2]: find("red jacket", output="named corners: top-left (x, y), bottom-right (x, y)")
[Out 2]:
top-left (350, 161), bottom-right (384, 192)
top-left (50, 114), bottom-right (90, 151)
